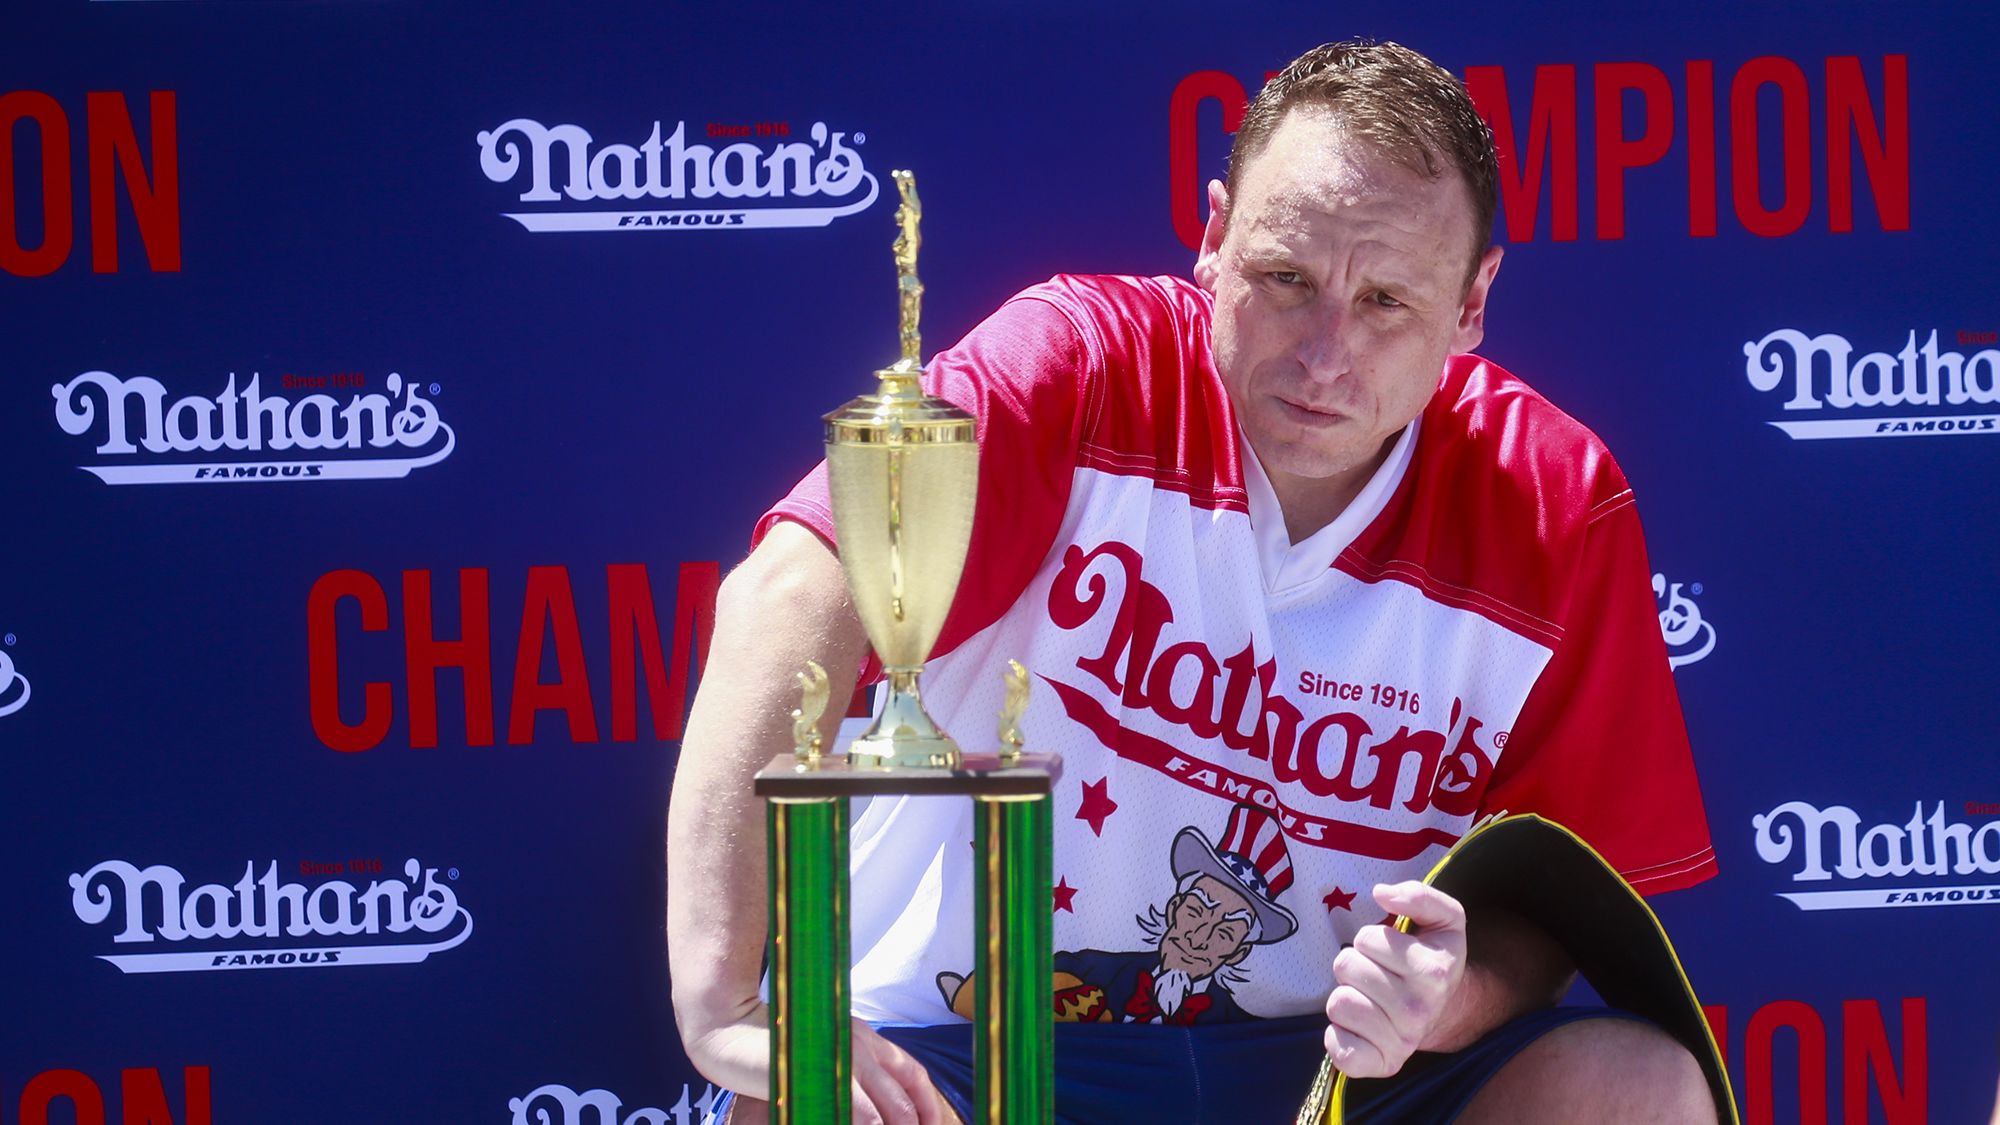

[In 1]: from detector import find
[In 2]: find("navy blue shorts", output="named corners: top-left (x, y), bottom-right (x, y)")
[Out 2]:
top-left (718, 1006), bottom-right (1642, 1123)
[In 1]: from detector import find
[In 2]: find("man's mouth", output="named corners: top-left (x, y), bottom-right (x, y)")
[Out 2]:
top-left (1274, 396), bottom-right (1345, 426)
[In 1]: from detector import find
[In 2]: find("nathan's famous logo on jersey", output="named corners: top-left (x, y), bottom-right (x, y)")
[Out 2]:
top-left (52, 369), bottom-right (455, 484)
top-left (1652, 573), bottom-right (1714, 670)
top-left (0, 639), bottom-right (28, 718)
top-left (1042, 541), bottom-right (1495, 862)
top-left (509, 1082), bottom-right (722, 1125)
top-left (1753, 799), bottom-right (2000, 911)
top-left (476, 117), bottom-right (877, 232)
top-left (1743, 329), bottom-right (2000, 440)
top-left (69, 857), bottom-right (472, 973)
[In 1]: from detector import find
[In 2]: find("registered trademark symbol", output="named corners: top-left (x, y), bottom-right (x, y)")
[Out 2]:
top-left (2, 634), bottom-right (12, 647)
top-left (429, 382), bottom-right (442, 395)
top-left (854, 132), bottom-right (866, 144)
top-left (1691, 582), bottom-right (1704, 595)
top-left (1493, 731), bottom-right (1510, 748)
top-left (447, 867), bottom-right (460, 881)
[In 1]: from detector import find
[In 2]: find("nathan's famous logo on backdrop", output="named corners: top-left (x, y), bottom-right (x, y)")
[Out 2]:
top-left (1166, 55), bottom-right (1907, 249)
top-left (0, 633), bottom-right (28, 718)
top-left (509, 1082), bottom-right (722, 1125)
top-left (1753, 799), bottom-right (2000, 911)
top-left (1743, 329), bottom-right (1999, 440)
top-left (476, 117), bottom-right (878, 232)
top-left (1652, 572), bottom-right (1714, 670)
top-left (0, 90), bottom-right (179, 276)
top-left (69, 856), bottom-right (472, 973)
top-left (52, 369), bottom-right (455, 484)
top-left (308, 563), bottom-right (719, 751)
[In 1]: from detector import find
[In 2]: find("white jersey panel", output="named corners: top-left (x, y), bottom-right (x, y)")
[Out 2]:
top-left (846, 467), bottom-right (1556, 1024)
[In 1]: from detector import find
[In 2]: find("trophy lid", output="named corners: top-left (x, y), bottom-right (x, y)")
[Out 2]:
top-left (824, 360), bottom-right (975, 445)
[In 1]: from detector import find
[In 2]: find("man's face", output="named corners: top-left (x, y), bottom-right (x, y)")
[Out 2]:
top-left (1196, 108), bottom-right (1503, 507)
top-left (1158, 874), bottom-right (1256, 978)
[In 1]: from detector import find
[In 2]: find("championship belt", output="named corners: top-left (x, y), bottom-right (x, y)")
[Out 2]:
top-left (1294, 814), bottom-right (1739, 1124)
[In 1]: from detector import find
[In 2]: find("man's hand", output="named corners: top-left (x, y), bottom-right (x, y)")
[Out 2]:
top-left (1323, 881), bottom-right (1468, 1079)
top-left (692, 1014), bottom-right (956, 1125)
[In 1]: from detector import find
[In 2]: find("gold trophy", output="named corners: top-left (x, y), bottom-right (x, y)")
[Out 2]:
top-left (754, 170), bottom-right (1057, 1125)
top-left (822, 169), bottom-right (977, 769)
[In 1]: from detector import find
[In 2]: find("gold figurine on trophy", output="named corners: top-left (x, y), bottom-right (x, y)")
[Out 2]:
top-left (892, 170), bottom-right (924, 371)
top-left (821, 169), bottom-right (979, 769)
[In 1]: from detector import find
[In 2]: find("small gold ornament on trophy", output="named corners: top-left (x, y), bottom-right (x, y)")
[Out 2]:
top-left (822, 169), bottom-right (978, 769)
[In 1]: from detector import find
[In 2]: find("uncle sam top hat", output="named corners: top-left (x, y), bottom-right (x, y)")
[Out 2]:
top-left (1170, 803), bottom-right (1299, 944)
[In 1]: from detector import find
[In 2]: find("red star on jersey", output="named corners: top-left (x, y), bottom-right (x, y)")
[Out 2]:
top-left (1322, 887), bottom-right (1357, 913)
top-left (1053, 877), bottom-right (1078, 913)
top-left (1075, 777), bottom-right (1118, 836)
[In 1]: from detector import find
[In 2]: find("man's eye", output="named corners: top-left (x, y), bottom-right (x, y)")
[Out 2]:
top-left (1369, 290), bottom-right (1404, 308)
top-left (1269, 271), bottom-right (1303, 286)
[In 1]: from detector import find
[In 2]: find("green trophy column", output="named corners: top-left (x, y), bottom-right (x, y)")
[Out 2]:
top-left (973, 794), bottom-right (1053, 1125)
top-left (767, 797), bottom-right (851, 1125)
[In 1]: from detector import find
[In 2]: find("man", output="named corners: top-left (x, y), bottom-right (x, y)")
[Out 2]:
top-left (668, 40), bottom-right (1719, 1124)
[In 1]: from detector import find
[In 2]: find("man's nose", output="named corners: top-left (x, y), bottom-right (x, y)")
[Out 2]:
top-left (1297, 305), bottom-right (1355, 383)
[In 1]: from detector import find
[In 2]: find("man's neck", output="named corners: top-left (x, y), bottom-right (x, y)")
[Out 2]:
top-left (1263, 436), bottom-right (1398, 545)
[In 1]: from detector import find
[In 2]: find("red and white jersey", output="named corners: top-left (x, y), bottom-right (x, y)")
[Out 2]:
top-left (757, 274), bottom-right (1716, 1026)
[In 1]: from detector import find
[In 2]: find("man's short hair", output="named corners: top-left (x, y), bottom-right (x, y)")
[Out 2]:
top-left (1226, 40), bottom-right (1499, 282)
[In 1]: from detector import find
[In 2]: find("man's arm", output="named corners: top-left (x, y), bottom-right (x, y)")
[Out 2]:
top-left (665, 521), bottom-right (948, 1123)
top-left (1325, 883), bottom-right (1574, 1077)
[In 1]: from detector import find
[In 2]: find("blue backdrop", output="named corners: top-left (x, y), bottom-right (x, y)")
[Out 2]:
top-left (4, 2), bottom-right (1995, 1122)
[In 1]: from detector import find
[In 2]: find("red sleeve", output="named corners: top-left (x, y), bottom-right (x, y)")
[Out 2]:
top-left (1480, 493), bottom-right (1719, 895)
top-left (753, 284), bottom-right (1095, 676)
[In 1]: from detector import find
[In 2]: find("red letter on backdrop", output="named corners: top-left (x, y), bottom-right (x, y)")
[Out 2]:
top-left (1842, 997), bottom-right (1926, 1125)
top-left (1702, 1003), bottom-right (1728, 1066)
top-left (403, 568), bottom-right (495, 748)
top-left (20, 1069), bottom-right (106, 1125)
top-left (609, 561), bottom-right (718, 742)
top-left (1593, 62), bottom-right (1675, 240)
top-left (1745, 999), bottom-right (1827, 1125)
top-left (1167, 71), bottom-right (1247, 251)
top-left (1685, 61), bottom-right (1719, 237)
top-left (0, 91), bottom-right (75, 277)
top-left (120, 1065), bottom-right (212, 1125)
top-left (1464, 65), bottom-right (1579, 242)
top-left (1826, 55), bottom-right (1910, 233)
top-left (87, 91), bottom-right (181, 273)
top-left (308, 569), bottom-right (393, 752)
top-left (1730, 56), bottom-right (1813, 237)
top-left (509, 565), bottom-right (599, 744)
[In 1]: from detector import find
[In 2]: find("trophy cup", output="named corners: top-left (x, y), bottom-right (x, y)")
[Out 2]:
top-left (753, 170), bottom-right (1060, 1125)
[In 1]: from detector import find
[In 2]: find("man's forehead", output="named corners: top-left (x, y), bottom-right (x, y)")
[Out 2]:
top-left (1232, 110), bottom-right (1475, 262)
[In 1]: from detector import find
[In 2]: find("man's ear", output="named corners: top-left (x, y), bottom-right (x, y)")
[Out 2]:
top-left (1222, 943), bottom-right (1253, 967)
top-left (1451, 244), bottom-right (1504, 354)
top-left (1192, 179), bottom-right (1230, 290)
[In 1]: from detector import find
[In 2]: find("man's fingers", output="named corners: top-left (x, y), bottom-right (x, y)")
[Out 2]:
top-left (1322, 1002), bottom-right (1396, 1080)
top-left (1332, 942), bottom-right (1430, 1045)
top-left (1352, 921), bottom-right (1461, 986)
top-left (852, 1023), bottom-right (948, 1125)
top-left (1373, 880), bottom-right (1467, 937)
